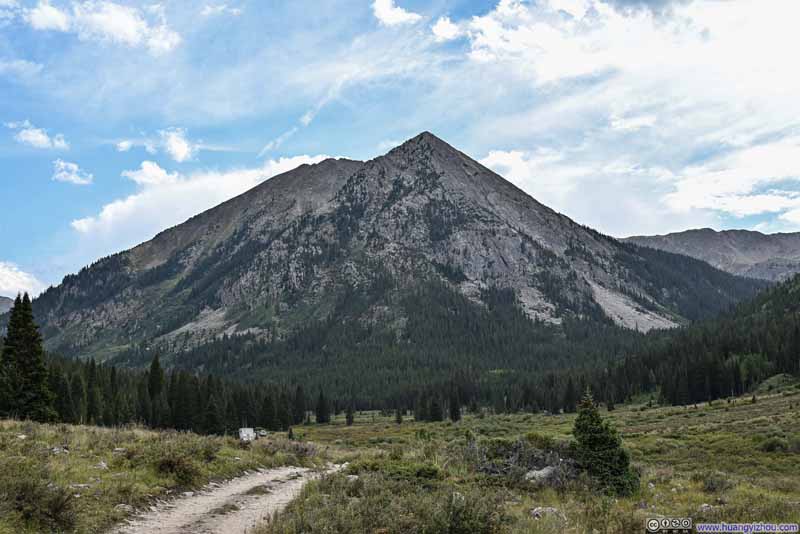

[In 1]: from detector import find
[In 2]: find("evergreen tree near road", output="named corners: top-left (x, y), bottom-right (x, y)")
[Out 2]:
top-left (572, 389), bottom-right (639, 496)
top-left (0, 294), bottom-right (55, 421)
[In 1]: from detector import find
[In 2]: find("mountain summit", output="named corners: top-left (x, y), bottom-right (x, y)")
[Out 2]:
top-left (32, 133), bottom-right (762, 363)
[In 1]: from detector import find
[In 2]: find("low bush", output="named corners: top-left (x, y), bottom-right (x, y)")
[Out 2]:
top-left (692, 471), bottom-right (733, 493)
top-left (0, 456), bottom-right (76, 532)
top-left (759, 437), bottom-right (790, 453)
top-left (258, 473), bottom-right (507, 534)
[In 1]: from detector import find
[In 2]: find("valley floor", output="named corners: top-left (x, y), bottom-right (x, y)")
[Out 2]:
top-left (1, 376), bottom-right (798, 533)
top-left (260, 376), bottom-right (800, 533)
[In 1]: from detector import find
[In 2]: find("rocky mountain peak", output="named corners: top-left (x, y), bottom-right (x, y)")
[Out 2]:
top-left (29, 134), bottom-right (764, 359)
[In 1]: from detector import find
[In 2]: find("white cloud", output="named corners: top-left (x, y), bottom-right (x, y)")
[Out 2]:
top-left (120, 160), bottom-right (178, 186)
top-left (432, 16), bottom-right (461, 42)
top-left (71, 155), bottom-right (331, 244)
top-left (6, 120), bottom-right (69, 149)
top-left (53, 159), bottom-right (93, 185)
top-left (0, 261), bottom-right (46, 298)
top-left (115, 139), bottom-right (133, 151)
top-left (115, 128), bottom-right (202, 161)
top-left (25, 0), bottom-right (70, 30)
top-left (159, 127), bottom-right (195, 162)
top-left (372, 0), bottom-right (421, 26)
top-left (663, 135), bottom-right (800, 217)
top-left (24, 0), bottom-right (181, 55)
top-left (447, 0), bottom-right (800, 232)
top-left (201, 4), bottom-right (242, 17)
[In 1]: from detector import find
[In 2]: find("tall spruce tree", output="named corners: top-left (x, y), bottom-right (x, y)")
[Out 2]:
top-left (345, 403), bottom-right (354, 426)
top-left (261, 392), bottom-right (278, 431)
top-left (449, 388), bottom-right (461, 422)
top-left (0, 294), bottom-right (55, 421)
top-left (573, 389), bottom-right (639, 496)
top-left (86, 358), bottom-right (102, 424)
top-left (292, 385), bottom-right (307, 425)
top-left (315, 390), bottom-right (330, 424)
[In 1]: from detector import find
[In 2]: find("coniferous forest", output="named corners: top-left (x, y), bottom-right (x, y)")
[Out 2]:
top-left (1, 271), bottom-right (798, 435)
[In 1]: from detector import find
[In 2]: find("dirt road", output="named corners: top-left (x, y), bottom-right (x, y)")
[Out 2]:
top-left (109, 465), bottom-right (324, 534)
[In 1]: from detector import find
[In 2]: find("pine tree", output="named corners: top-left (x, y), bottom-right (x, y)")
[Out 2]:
top-left (292, 385), bottom-right (307, 425)
top-left (277, 390), bottom-right (292, 430)
top-left (562, 376), bottom-right (578, 413)
top-left (0, 294), bottom-right (55, 421)
top-left (148, 354), bottom-right (164, 400)
top-left (449, 388), bottom-right (461, 422)
top-left (261, 392), bottom-right (278, 431)
top-left (429, 395), bottom-right (444, 422)
top-left (86, 358), bottom-right (102, 424)
top-left (345, 403), bottom-right (354, 426)
top-left (50, 367), bottom-right (74, 423)
top-left (315, 390), bottom-right (330, 424)
top-left (573, 389), bottom-right (639, 496)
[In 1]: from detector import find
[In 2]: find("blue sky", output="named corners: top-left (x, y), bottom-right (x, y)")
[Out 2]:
top-left (1, 0), bottom-right (799, 297)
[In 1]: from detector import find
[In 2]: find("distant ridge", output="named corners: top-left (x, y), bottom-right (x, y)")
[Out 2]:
top-left (624, 228), bottom-right (800, 281)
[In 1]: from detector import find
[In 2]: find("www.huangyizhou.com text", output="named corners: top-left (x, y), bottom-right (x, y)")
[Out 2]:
top-left (695, 523), bottom-right (799, 533)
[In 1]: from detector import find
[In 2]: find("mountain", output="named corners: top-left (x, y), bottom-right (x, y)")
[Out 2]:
top-left (624, 228), bottom-right (800, 281)
top-left (28, 133), bottom-right (764, 388)
top-left (0, 296), bottom-right (12, 315)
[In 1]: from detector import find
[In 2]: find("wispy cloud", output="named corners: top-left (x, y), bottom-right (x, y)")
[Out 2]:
top-left (53, 159), bottom-right (93, 185)
top-left (200, 4), bottom-right (242, 17)
top-left (6, 120), bottom-right (68, 149)
top-left (23, 0), bottom-right (181, 55)
top-left (115, 127), bottom-right (234, 162)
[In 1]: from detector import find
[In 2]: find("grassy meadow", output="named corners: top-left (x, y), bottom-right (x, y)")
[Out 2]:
top-left (261, 376), bottom-right (800, 533)
top-left (1, 375), bottom-right (798, 533)
top-left (0, 420), bottom-right (325, 533)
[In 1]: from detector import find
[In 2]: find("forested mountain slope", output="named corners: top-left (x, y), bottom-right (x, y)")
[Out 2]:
top-left (25, 134), bottom-right (764, 389)
top-left (604, 273), bottom-right (800, 408)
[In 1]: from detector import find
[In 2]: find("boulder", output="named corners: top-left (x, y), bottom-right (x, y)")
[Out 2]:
top-left (531, 506), bottom-right (567, 523)
top-left (524, 466), bottom-right (556, 483)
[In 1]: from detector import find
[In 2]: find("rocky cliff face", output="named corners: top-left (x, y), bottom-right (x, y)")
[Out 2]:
top-left (624, 228), bottom-right (800, 281)
top-left (32, 133), bottom-right (764, 360)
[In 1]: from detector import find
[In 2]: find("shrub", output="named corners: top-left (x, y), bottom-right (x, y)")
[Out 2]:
top-left (258, 473), bottom-right (506, 534)
top-left (692, 471), bottom-right (733, 493)
top-left (759, 437), bottom-right (790, 453)
top-left (0, 457), bottom-right (76, 531)
top-left (156, 453), bottom-right (201, 486)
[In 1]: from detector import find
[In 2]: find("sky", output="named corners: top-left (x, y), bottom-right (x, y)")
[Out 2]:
top-left (1, 0), bottom-right (799, 297)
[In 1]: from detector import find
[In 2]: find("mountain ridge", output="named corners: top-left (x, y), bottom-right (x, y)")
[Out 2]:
top-left (624, 228), bottom-right (800, 281)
